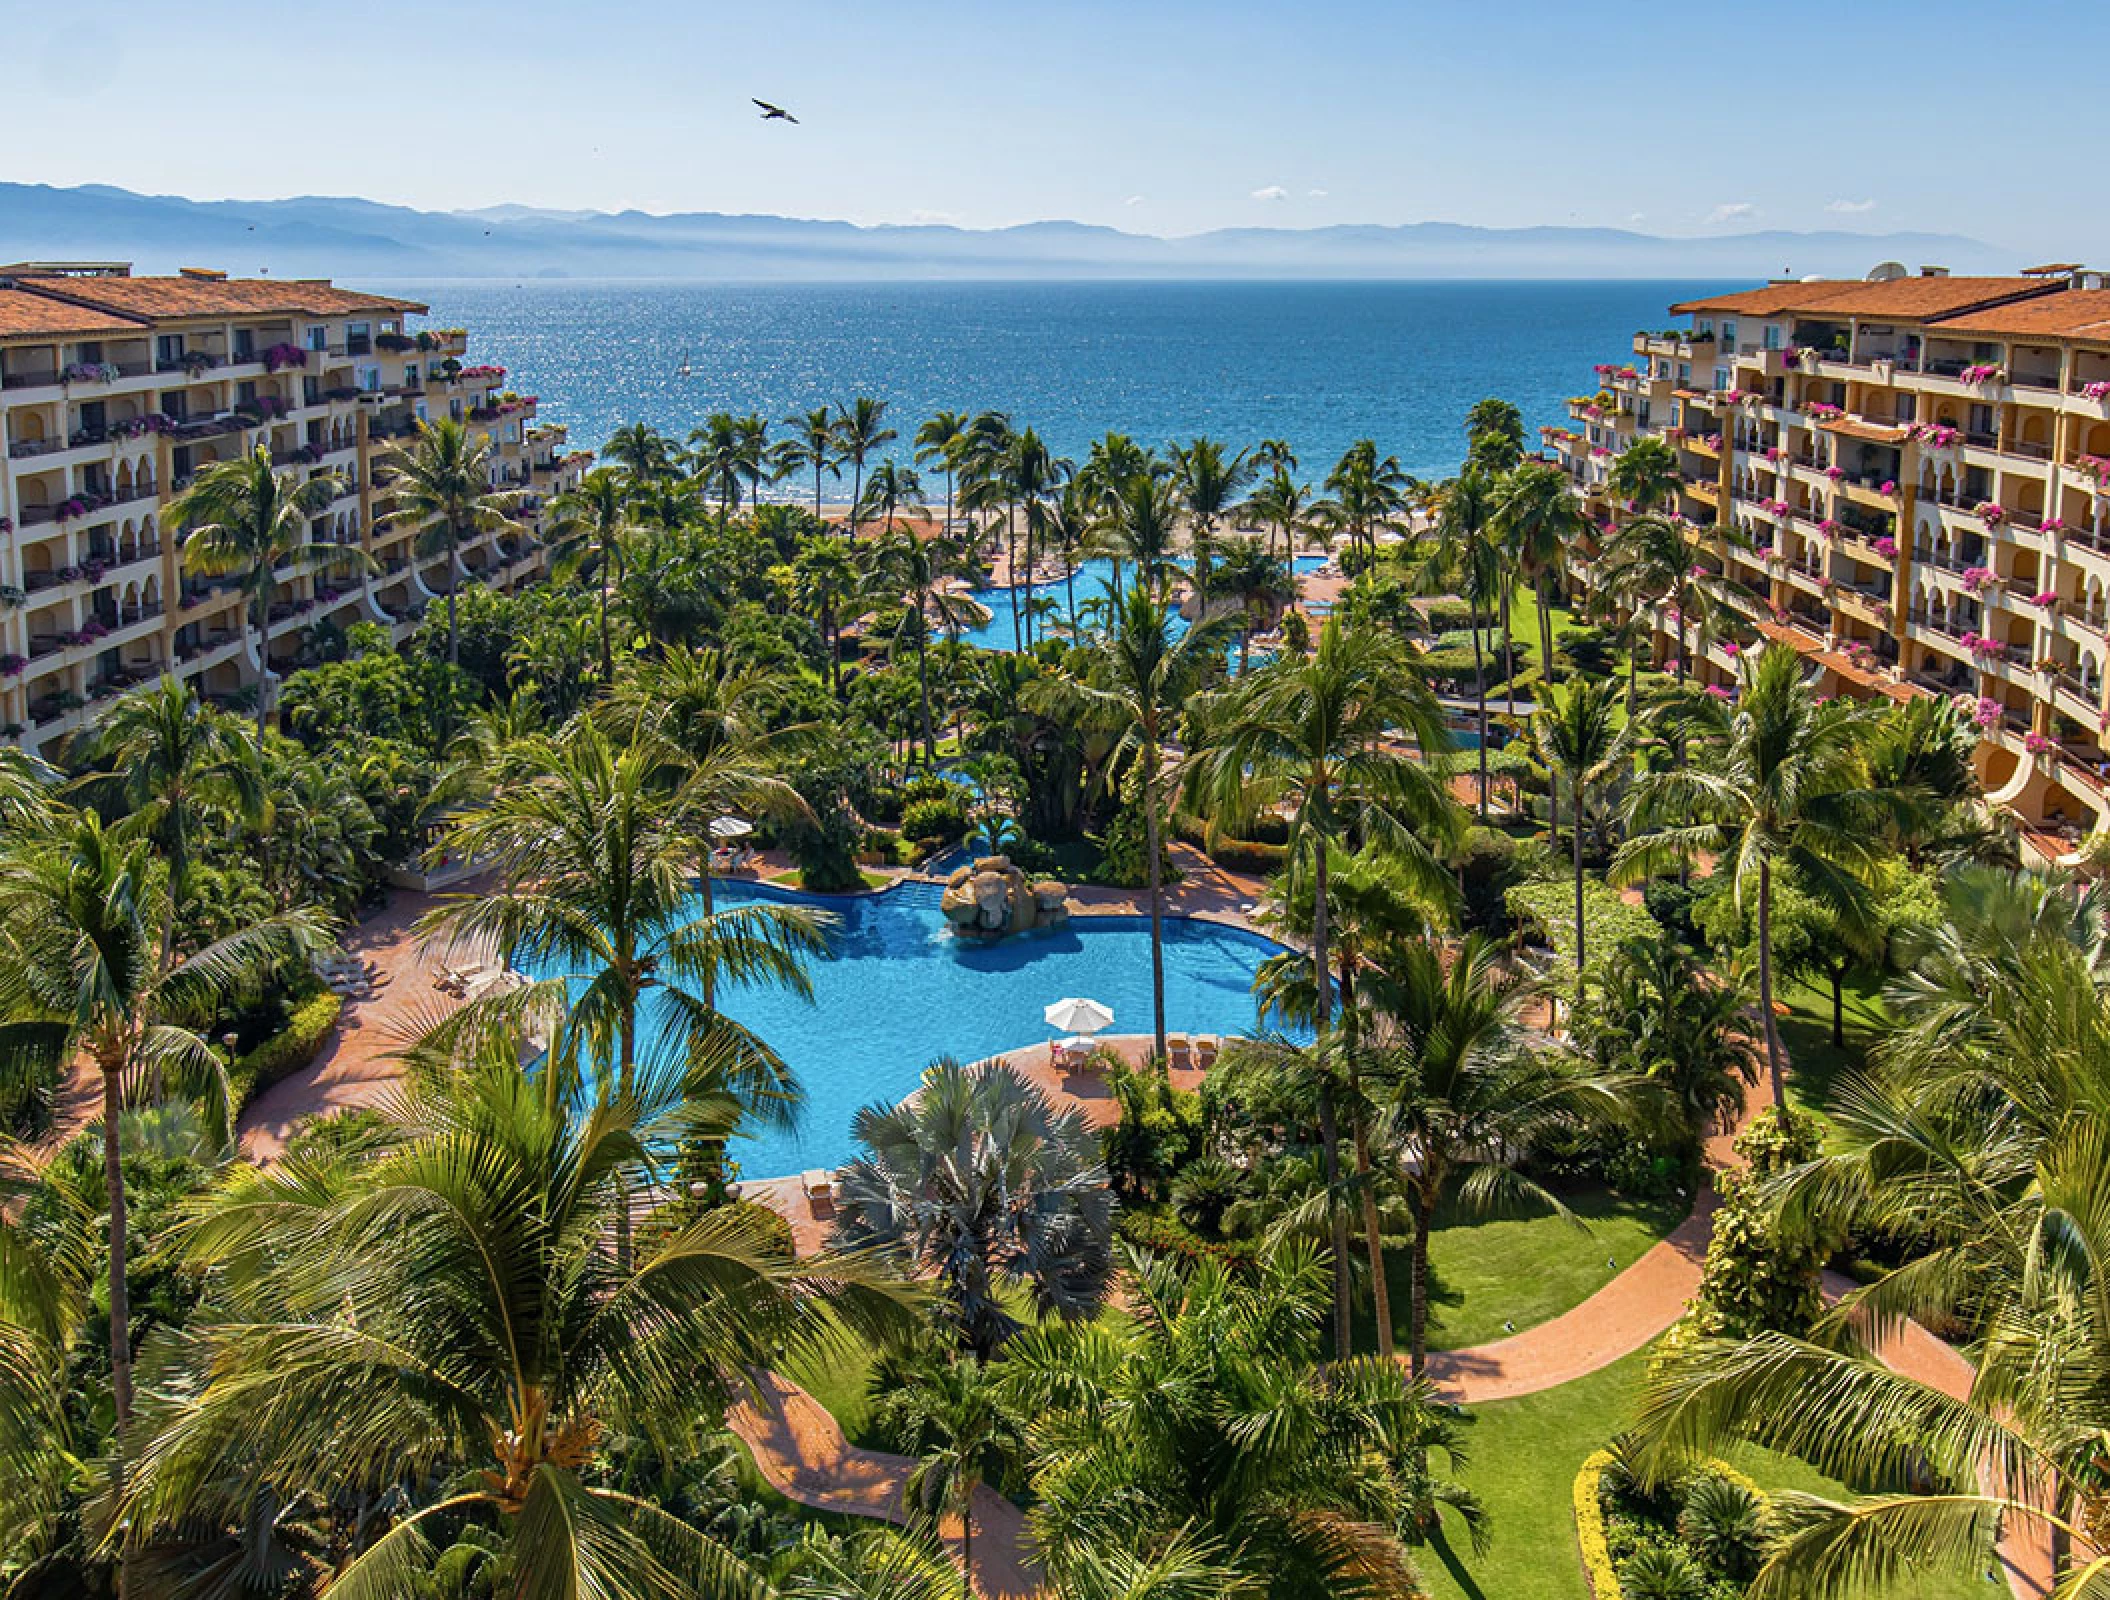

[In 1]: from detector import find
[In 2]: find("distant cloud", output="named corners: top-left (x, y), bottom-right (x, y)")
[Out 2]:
top-left (1826, 197), bottom-right (1877, 214)
top-left (1704, 201), bottom-right (1758, 226)
top-left (1251, 185), bottom-right (1290, 203)
top-left (1124, 194), bottom-right (1146, 207)
top-left (1307, 188), bottom-right (1329, 199)
top-left (909, 208), bottom-right (959, 226)
top-left (1628, 211), bottom-right (1647, 223)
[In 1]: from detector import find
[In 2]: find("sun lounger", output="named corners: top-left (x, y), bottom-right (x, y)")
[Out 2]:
top-left (802, 1169), bottom-right (834, 1203)
top-left (1192, 1035), bottom-right (1221, 1070)
top-left (1164, 1033), bottom-right (1192, 1069)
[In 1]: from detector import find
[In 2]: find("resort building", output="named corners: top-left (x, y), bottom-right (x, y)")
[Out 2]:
top-left (1547, 263), bottom-right (2110, 864)
top-left (0, 263), bottom-right (591, 754)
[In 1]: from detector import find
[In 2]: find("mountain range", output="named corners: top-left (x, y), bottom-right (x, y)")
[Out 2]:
top-left (0, 183), bottom-right (2014, 282)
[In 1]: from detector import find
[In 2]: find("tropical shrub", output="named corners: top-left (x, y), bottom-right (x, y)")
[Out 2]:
top-left (1684, 1106), bottom-right (1827, 1339)
top-left (228, 987), bottom-right (343, 1109)
top-left (1099, 1059), bottom-right (1206, 1204)
top-left (899, 795), bottom-right (969, 844)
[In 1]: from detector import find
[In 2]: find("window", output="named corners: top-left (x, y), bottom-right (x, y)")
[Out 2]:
top-left (161, 391), bottom-right (188, 421)
top-left (1679, 363), bottom-right (1691, 383)
top-left (404, 363), bottom-right (419, 388)
top-left (1723, 320), bottom-right (1739, 350)
top-left (233, 328), bottom-right (255, 359)
top-left (346, 322), bottom-right (372, 357)
top-left (1896, 394), bottom-right (1916, 422)
top-left (305, 324), bottom-right (328, 352)
top-left (156, 334), bottom-right (187, 367)
top-left (1714, 366), bottom-right (1730, 392)
top-left (358, 366), bottom-right (381, 393)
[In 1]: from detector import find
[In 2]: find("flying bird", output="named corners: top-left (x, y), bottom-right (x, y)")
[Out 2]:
top-left (753, 98), bottom-right (798, 123)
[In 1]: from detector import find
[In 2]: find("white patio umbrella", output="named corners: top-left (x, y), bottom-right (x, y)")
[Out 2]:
top-left (709, 815), bottom-right (754, 841)
top-left (1044, 996), bottom-right (1114, 1049)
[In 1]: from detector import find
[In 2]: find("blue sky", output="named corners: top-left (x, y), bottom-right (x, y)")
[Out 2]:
top-left (0, 0), bottom-right (2096, 256)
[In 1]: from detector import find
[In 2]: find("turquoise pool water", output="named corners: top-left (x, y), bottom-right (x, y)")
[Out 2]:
top-left (626, 878), bottom-right (1289, 1178)
top-left (959, 554), bottom-right (1325, 652)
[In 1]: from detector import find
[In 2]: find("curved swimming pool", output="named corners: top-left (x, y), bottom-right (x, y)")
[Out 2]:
top-left (664, 878), bottom-right (1289, 1178)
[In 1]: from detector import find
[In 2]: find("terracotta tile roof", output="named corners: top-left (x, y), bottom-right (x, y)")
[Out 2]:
top-left (0, 288), bottom-right (149, 339)
top-left (1928, 289), bottom-right (2110, 344)
top-left (10, 275), bottom-right (426, 323)
top-left (1673, 276), bottom-right (2054, 322)
top-left (1670, 282), bottom-right (1865, 316)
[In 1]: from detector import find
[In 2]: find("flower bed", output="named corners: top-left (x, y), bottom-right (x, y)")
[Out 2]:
top-left (1574, 1448), bottom-right (1775, 1599)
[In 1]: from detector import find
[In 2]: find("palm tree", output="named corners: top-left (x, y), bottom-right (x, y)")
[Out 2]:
top-left (546, 465), bottom-right (633, 680)
top-left (0, 815), bottom-right (326, 1552)
top-left (1033, 580), bottom-right (1231, 1058)
top-left (1004, 1242), bottom-right (1483, 1599)
top-left (1607, 434), bottom-right (1682, 516)
top-left (895, 1358), bottom-right (1029, 1600)
top-left (126, 1048), bottom-right (910, 1596)
top-left (1170, 437), bottom-right (1254, 600)
top-left (377, 418), bottom-right (525, 670)
top-left (774, 405), bottom-right (842, 520)
top-left (74, 676), bottom-right (258, 962)
top-left (1243, 466), bottom-right (1314, 565)
top-left (1042, 482), bottom-right (1096, 632)
top-left (834, 397), bottom-right (898, 538)
top-left (1595, 512), bottom-right (1739, 697)
top-left (1317, 439), bottom-right (1409, 566)
top-left (1611, 644), bottom-right (1916, 1106)
top-left (423, 720), bottom-right (825, 1120)
top-left (832, 1059), bottom-right (1112, 1357)
top-left (1496, 459), bottom-right (1586, 692)
top-left (1531, 676), bottom-right (1637, 987)
top-left (915, 410), bottom-right (972, 540)
top-left (858, 459), bottom-right (924, 535)
top-left (999, 428), bottom-right (1064, 648)
top-left (1426, 465), bottom-right (1505, 817)
top-left (1097, 472), bottom-right (1184, 600)
top-left (688, 410), bottom-right (769, 528)
top-left (168, 445), bottom-right (361, 750)
top-left (879, 527), bottom-right (991, 763)
top-left (1189, 614), bottom-right (1460, 1358)
top-left (1365, 934), bottom-right (1627, 1374)
top-left (793, 534), bottom-right (869, 699)
top-left (1206, 535), bottom-right (1293, 671)
top-left (602, 421), bottom-right (681, 482)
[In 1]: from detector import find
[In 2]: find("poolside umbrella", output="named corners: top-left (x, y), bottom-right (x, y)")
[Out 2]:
top-left (709, 816), bottom-right (754, 841)
top-left (1044, 996), bottom-right (1114, 1044)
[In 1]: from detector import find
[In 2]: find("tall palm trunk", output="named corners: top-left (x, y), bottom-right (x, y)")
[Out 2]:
top-left (1469, 604), bottom-right (1489, 820)
top-left (597, 556), bottom-right (613, 681)
top-left (1757, 858), bottom-right (1786, 1107)
top-left (1311, 841), bottom-right (1353, 1363)
top-left (446, 522), bottom-right (463, 668)
top-left (1022, 510), bottom-right (1036, 647)
top-left (248, 589), bottom-right (270, 755)
top-left (1572, 770), bottom-right (1588, 997)
top-left (1338, 950), bottom-right (1393, 1361)
top-left (1410, 1189), bottom-right (1437, 1378)
top-left (1143, 739), bottom-right (1168, 1064)
top-left (916, 613), bottom-right (938, 765)
top-left (101, 1050), bottom-right (134, 1595)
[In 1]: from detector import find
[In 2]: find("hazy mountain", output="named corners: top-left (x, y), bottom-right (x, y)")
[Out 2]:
top-left (0, 183), bottom-right (2013, 282)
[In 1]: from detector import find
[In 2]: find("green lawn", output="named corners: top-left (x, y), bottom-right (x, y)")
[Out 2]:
top-left (1420, 1349), bottom-right (1648, 1600)
top-left (1777, 972), bottom-right (1889, 1123)
top-left (1354, 1185), bottom-right (1688, 1356)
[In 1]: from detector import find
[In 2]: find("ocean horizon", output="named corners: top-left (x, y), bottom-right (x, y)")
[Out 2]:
top-left (374, 277), bottom-right (1737, 485)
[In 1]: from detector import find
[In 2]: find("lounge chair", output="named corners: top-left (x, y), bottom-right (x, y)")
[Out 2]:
top-left (1192, 1035), bottom-right (1221, 1070)
top-left (1164, 1033), bottom-right (1192, 1070)
top-left (802, 1169), bottom-right (834, 1203)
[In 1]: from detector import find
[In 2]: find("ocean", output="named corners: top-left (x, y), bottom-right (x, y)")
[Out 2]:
top-left (373, 278), bottom-right (1732, 485)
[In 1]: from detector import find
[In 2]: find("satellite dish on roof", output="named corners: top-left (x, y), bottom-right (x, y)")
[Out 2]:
top-left (1866, 260), bottom-right (1909, 282)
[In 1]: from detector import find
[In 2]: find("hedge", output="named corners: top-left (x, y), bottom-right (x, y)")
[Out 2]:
top-left (1172, 812), bottom-right (1289, 873)
top-left (230, 989), bottom-right (343, 1110)
top-left (1117, 1207), bottom-right (1259, 1268)
top-left (1572, 1446), bottom-right (1772, 1599)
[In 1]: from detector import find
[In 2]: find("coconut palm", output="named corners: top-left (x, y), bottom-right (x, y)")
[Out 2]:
top-left (833, 397), bottom-right (898, 538)
top-left (1033, 580), bottom-right (1232, 1058)
top-left (1594, 512), bottom-right (1731, 695)
top-left (73, 676), bottom-right (259, 962)
top-left (1003, 1241), bottom-right (1484, 1600)
top-left (1169, 437), bottom-right (1254, 599)
top-left (1607, 434), bottom-right (1682, 515)
top-left (546, 465), bottom-right (634, 680)
top-left (422, 718), bottom-right (825, 1120)
top-left (1096, 472), bottom-right (1184, 600)
top-left (1243, 466), bottom-right (1315, 565)
top-left (1425, 465), bottom-right (1505, 817)
top-left (858, 459), bottom-right (924, 536)
top-left (124, 1045), bottom-right (910, 1600)
top-left (1530, 676), bottom-right (1638, 985)
top-left (1206, 535), bottom-right (1294, 671)
top-left (880, 527), bottom-right (992, 763)
top-left (1496, 459), bottom-right (1586, 693)
top-left (774, 406), bottom-right (843, 520)
top-left (1465, 398), bottom-right (1525, 471)
top-left (602, 421), bottom-right (681, 483)
top-left (915, 410), bottom-right (972, 540)
top-left (1188, 613), bottom-right (1460, 1357)
top-left (1363, 934), bottom-right (1628, 1374)
top-left (1611, 644), bottom-right (1917, 1107)
top-left (689, 411), bottom-right (769, 528)
top-left (168, 445), bottom-right (364, 750)
top-left (1042, 482), bottom-right (1096, 632)
top-left (831, 1059), bottom-right (1112, 1357)
top-left (793, 534), bottom-right (870, 699)
top-left (1000, 429), bottom-right (1064, 648)
top-left (0, 815), bottom-right (327, 1550)
top-left (1316, 439), bottom-right (1409, 566)
top-left (376, 419), bottom-right (525, 671)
